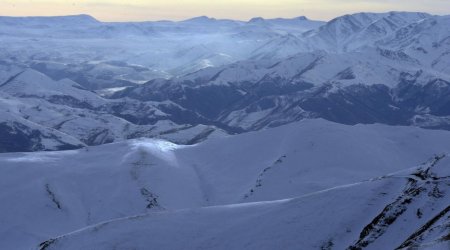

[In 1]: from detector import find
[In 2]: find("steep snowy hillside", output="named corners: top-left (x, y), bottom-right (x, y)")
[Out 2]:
top-left (305, 12), bottom-right (430, 52)
top-left (378, 15), bottom-right (450, 72)
top-left (0, 69), bottom-right (107, 107)
top-left (0, 109), bottom-right (85, 152)
top-left (38, 155), bottom-right (450, 250)
top-left (116, 42), bottom-right (450, 131)
top-left (0, 69), bottom-right (227, 151)
top-left (1, 119), bottom-right (450, 249)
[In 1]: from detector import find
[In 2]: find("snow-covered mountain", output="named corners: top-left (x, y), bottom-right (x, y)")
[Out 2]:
top-left (0, 11), bottom-right (445, 89)
top-left (0, 68), bottom-right (228, 151)
top-left (0, 14), bottom-right (325, 86)
top-left (1, 119), bottom-right (449, 249)
top-left (1, 11), bottom-right (450, 250)
top-left (1, 11), bottom-right (450, 151)
top-left (304, 12), bottom-right (431, 52)
top-left (0, 14), bottom-right (99, 27)
top-left (115, 44), bottom-right (450, 130)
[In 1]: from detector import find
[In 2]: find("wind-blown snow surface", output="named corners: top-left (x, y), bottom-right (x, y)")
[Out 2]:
top-left (40, 161), bottom-right (450, 250)
top-left (1, 119), bottom-right (450, 249)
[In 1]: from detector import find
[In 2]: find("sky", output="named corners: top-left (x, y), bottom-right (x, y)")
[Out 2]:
top-left (0, 0), bottom-right (448, 21)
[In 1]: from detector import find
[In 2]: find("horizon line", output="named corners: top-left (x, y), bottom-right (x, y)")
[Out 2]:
top-left (0, 10), bottom-right (447, 23)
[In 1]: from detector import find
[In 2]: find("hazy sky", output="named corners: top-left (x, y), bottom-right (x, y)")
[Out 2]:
top-left (0, 0), bottom-right (448, 21)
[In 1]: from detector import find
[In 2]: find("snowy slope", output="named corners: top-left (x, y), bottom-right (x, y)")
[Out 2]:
top-left (0, 109), bottom-right (85, 152)
top-left (0, 68), bottom-right (107, 107)
top-left (0, 92), bottom-right (225, 149)
top-left (38, 156), bottom-right (450, 250)
top-left (378, 15), bottom-right (450, 74)
top-left (304, 12), bottom-right (430, 52)
top-left (119, 42), bottom-right (450, 131)
top-left (1, 119), bottom-right (450, 249)
top-left (0, 69), bottom-right (227, 150)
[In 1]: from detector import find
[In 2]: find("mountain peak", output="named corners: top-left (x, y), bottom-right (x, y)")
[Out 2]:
top-left (295, 16), bottom-right (309, 21)
top-left (0, 14), bottom-right (99, 26)
top-left (249, 17), bottom-right (265, 23)
top-left (249, 16), bottom-right (309, 23)
top-left (183, 16), bottom-right (217, 23)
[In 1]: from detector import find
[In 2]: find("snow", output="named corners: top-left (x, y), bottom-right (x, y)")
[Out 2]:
top-left (39, 182), bottom-right (380, 250)
top-left (36, 159), bottom-right (450, 250)
top-left (0, 11), bottom-right (449, 250)
top-left (0, 119), bottom-right (449, 249)
top-left (0, 69), bottom-right (107, 107)
top-left (0, 73), bottom-right (225, 148)
top-left (126, 139), bottom-right (185, 167)
top-left (0, 14), bottom-right (325, 82)
top-left (305, 12), bottom-right (431, 52)
top-left (1, 12), bottom-right (448, 92)
top-left (0, 108), bottom-right (85, 151)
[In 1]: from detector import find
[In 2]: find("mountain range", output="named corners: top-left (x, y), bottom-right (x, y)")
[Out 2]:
top-left (0, 11), bottom-right (449, 250)
top-left (1, 11), bottom-right (450, 152)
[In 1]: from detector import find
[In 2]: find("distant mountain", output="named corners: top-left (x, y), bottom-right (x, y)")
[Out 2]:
top-left (378, 15), bottom-right (450, 68)
top-left (0, 69), bottom-right (106, 107)
top-left (0, 69), bottom-right (228, 152)
top-left (0, 109), bottom-right (85, 152)
top-left (0, 11), bottom-right (450, 151)
top-left (114, 35), bottom-right (450, 131)
top-left (248, 16), bottom-right (325, 33)
top-left (1, 11), bottom-right (450, 250)
top-left (0, 14), bottom-right (99, 26)
top-left (0, 14), bottom-right (325, 83)
top-left (304, 12), bottom-right (431, 52)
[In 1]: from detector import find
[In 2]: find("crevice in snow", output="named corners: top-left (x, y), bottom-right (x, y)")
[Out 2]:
top-left (0, 70), bottom-right (25, 88)
top-left (45, 183), bottom-right (62, 210)
top-left (243, 155), bottom-right (287, 199)
top-left (38, 238), bottom-right (56, 250)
